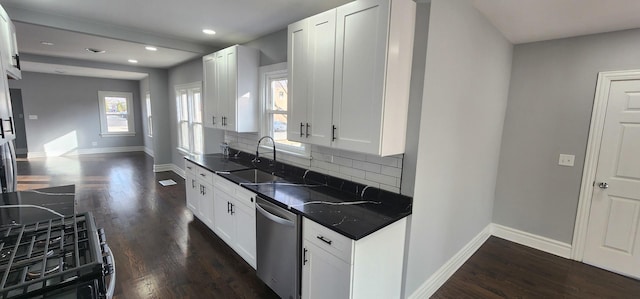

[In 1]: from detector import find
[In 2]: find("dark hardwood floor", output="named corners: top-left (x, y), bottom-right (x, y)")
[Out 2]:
top-left (17, 152), bottom-right (279, 299)
top-left (16, 152), bottom-right (640, 298)
top-left (433, 236), bottom-right (640, 298)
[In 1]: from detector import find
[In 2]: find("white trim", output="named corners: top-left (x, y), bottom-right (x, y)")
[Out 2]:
top-left (97, 91), bottom-right (136, 136)
top-left (27, 146), bottom-right (144, 158)
top-left (571, 69), bottom-right (640, 261)
top-left (491, 223), bottom-right (572, 259)
top-left (407, 225), bottom-right (492, 299)
top-left (153, 163), bottom-right (185, 178)
top-left (143, 147), bottom-right (154, 158)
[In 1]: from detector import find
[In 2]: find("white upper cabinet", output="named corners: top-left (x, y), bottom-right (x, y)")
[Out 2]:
top-left (287, 10), bottom-right (336, 147)
top-left (203, 45), bottom-right (259, 132)
top-left (0, 7), bottom-right (20, 80)
top-left (287, 0), bottom-right (416, 156)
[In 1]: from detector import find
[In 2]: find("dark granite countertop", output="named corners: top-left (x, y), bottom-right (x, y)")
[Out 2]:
top-left (186, 153), bottom-right (412, 240)
top-left (0, 185), bottom-right (76, 227)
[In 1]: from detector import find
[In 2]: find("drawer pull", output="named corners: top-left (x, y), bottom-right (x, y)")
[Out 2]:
top-left (200, 173), bottom-right (206, 177)
top-left (187, 166), bottom-right (192, 170)
top-left (317, 235), bottom-right (332, 245)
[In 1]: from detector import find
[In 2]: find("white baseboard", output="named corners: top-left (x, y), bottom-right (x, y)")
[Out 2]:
top-left (491, 223), bottom-right (572, 259)
top-left (27, 146), bottom-right (145, 158)
top-left (154, 163), bottom-right (185, 179)
top-left (408, 224), bottom-right (492, 299)
top-left (143, 147), bottom-right (154, 157)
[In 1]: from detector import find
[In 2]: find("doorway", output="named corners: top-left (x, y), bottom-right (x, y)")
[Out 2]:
top-left (572, 70), bottom-right (640, 279)
top-left (9, 89), bottom-right (27, 157)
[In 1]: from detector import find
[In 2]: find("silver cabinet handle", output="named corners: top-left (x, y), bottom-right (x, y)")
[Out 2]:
top-left (598, 182), bottom-right (609, 189)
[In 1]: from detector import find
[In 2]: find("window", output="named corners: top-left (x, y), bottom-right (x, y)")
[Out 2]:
top-left (145, 92), bottom-right (153, 137)
top-left (260, 63), bottom-right (307, 156)
top-left (176, 82), bottom-right (203, 155)
top-left (98, 91), bottom-right (135, 136)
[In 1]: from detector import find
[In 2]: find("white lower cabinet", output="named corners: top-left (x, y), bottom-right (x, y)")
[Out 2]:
top-left (213, 175), bottom-right (257, 269)
top-left (301, 217), bottom-right (407, 299)
top-left (185, 161), bottom-right (215, 230)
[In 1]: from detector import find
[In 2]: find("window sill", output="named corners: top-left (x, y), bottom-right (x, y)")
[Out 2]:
top-left (260, 144), bottom-right (311, 160)
top-left (100, 132), bottom-right (136, 137)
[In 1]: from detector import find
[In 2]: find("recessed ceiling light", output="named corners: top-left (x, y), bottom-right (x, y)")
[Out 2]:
top-left (202, 29), bottom-right (216, 35)
top-left (40, 41), bottom-right (54, 46)
top-left (145, 46), bottom-right (158, 51)
top-left (128, 59), bottom-right (138, 64)
top-left (85, 48), bottom-right (106, 54)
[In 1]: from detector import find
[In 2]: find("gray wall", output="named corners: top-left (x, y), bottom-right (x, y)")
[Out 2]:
top-left (139, 76), bottom-right (153, 156)
top-left (493, 28), bottom-right (640, 244)
top-left (243, 29), bottom-right (287, 66)
top-left (404, 0), bottom-right (513, 296)
top-left (18, 54), bottom-right (172, 166)
top-left (8, 72), bottom-right (143, 154)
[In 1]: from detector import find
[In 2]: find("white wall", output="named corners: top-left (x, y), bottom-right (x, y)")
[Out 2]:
top-left (403, 0), bottom-right (513, 296)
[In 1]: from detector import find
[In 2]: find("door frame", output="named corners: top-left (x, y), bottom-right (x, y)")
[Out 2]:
top-left (571, 69), bottom-right (640, 260)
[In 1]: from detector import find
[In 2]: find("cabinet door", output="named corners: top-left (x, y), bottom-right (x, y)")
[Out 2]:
top-left (203, 55), bottom-right (219, 128)
top-left (185, 175), bottom-right (199, 214)
top-left (287, 18), bottom-right (308, 143)
top-left (215, 49), bottom-right (230, 130)
top-left (223, 46), bottom-right (238, 131)
top-left (213, 186), bottom-right (235, 245)
top-left (306, 10), bottom-right (336, 147)
top-left (199, 182), bottom-right (215, 230)
top-left (332, 0), bottom-right (389, 154)
top-left (302, 241), bottom-right (351, 299)
top-left (233, 198), bottom-right (256, 268)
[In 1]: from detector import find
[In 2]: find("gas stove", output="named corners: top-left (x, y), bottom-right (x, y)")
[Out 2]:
top-left (0, 212), bottom-right (114, 299)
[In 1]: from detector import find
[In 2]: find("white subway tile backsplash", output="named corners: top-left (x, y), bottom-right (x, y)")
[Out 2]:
top-left (381, 165), bottom-right (402, 178)
top-left (365, 172), bottom-right (398, 186)
top-left (333, 156), bottom-right (353, 167)
top-left (352, 160), bottom-right (382, 173)
top-left (224, 132), bottom-right (406, 194)
top-left (339, 166), bottom-right (366, 179)
top-left (311, 160), bottom-right (340, 173)
top-left (338, 149), bottom-right (367, 162)
top-left (365, 155), bottom-right (400, 167)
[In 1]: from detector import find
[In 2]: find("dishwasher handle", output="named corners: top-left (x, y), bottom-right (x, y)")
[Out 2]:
top-left (256, 202), bottom-right (294, 227)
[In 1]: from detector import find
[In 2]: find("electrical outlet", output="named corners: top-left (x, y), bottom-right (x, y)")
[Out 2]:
top-left (558, 154), bottom-right (575, 167)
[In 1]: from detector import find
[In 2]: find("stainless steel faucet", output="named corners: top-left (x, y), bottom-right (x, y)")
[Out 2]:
top-left (255, 136), bottom-right (276, 165)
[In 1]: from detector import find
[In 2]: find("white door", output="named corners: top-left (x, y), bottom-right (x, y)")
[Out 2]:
top-left (185, 175), bottom-right (199, 214)
top-left (202, 55), bottom-right (217, 128)
top-left (583, 79), bottom-right (640, 279)
top-left (233, 201), bottom-right (256, 269)
top-left (213, 186), bottom-right (235, 246)
top-left (199, 182), bottom-right (215, 230)
top-left (301, 241), bottom-right (351, 299)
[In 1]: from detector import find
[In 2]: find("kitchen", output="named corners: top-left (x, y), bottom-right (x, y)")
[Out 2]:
top-left (1, 0), bottom-right (640, 298)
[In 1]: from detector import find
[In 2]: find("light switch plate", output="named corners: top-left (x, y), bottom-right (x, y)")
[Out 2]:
top-left (28, 115), bottom-right (38, 120)
top-left (559, 154), bottom-right (575, 167)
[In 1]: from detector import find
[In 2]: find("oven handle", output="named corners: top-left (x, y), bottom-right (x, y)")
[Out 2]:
top-left (256, 202), bottom-right (294, 227)
top-left (104, 244), bottom-right (116, 299)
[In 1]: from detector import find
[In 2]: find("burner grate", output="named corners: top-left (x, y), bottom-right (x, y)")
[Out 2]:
top-left (0, 213), bottom-right (105, 299)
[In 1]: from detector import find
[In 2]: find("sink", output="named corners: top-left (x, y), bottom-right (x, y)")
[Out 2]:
top-left (230, 169), bottom-right (281, 184)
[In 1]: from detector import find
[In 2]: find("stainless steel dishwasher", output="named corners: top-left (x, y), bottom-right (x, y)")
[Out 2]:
top-left (256, 196), bottom-right (301, 299)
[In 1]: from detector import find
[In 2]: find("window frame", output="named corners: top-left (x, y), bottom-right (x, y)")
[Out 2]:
top-left (259, 63), bottom-right (310, 157)
top-left (97, 91), bottom-right (135, 137)
top-left (175, 82), bottom-right (204, 155)
top-left (145, 92), bottom-right (153, 137)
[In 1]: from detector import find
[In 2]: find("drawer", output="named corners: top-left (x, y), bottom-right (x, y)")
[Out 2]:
top-left (196, 167), bottom-right (215, 185)
top-left (185, 160), bottom-right (197, 174)
top-left (303, 217), bottom-right (353, 264)
top-left (234, 187), bottom-right (256, 208)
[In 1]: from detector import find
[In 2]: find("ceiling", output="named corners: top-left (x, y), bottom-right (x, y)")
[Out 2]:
top-left (473, 0), bottom-right (640, 44)
top-left (3, 0), bottom-right (640, 79)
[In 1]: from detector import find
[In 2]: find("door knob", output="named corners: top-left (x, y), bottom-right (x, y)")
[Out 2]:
top-left (598, 182), bottom-right (609, 189)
